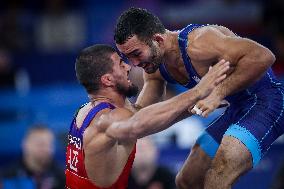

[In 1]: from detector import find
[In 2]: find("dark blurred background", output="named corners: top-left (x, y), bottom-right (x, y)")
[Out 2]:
top-left (0, 0), bottom-right (283, 189)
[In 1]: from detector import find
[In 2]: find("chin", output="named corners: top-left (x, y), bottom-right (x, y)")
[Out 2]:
top-left (116, 83), bottom-right (139, 98)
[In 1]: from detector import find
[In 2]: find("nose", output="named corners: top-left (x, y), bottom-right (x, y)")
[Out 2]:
top-left (129, 58), bottom-right (140, 67)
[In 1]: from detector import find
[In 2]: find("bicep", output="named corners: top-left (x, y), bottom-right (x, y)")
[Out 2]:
top-left (197, 27), bottom-right (269, 66)
top-left (136, 70), bottom-right (166, 108)
top-left (215, 35), bottom-right (275, 80)
top-left (217, 37), bottom-right (261, 65)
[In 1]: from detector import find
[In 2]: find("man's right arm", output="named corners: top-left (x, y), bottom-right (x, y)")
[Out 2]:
top-left (135, 70), bottom-right (166, 109)
top-left (105, 60), bottom-right (229, 141)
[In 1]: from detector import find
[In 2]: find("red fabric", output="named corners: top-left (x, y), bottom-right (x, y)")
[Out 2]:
top-left (66, 141), bottom-right (136, 189)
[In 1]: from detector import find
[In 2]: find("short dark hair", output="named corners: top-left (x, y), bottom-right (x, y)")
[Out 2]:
top-left (75, 44), bottom-right (116, 93)
top-left (114, 7), bottom-right (166, 45)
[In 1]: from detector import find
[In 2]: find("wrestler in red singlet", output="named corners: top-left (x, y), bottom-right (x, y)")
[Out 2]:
top-left (65, 102), bottom-right (136, 189)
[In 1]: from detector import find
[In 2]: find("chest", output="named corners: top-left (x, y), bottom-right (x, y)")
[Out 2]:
top-left (163, 53), bottom-right (212, 86)
top-left (85, 143), bottom-right (135, 183)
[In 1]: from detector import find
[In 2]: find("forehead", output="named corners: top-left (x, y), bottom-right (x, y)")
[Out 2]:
top-left (116, 35), bottom-right (147, 53)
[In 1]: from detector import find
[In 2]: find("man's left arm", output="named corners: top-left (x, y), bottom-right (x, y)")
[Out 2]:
top-left (193, 29), bottom-right (275, 117)
top-left (215, 37), bottom-right (275, 98)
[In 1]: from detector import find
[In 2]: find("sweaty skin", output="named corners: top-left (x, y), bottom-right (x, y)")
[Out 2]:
top-left (116, 21), bottom-right (275, 189)
top-left (79, 54), bottom-right (229, 188)
top-left (117, 25), bottom-right (275, 117)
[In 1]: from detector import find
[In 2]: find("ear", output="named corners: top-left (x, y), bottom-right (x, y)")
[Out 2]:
top-left (152, 34), bottom-right (165, 46)
top-left (101, 73), bottom-right (115, 87)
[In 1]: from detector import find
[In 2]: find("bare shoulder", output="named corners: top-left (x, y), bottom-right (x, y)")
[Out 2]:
top-left (210, 25), bottom-right (237, 37)
top-left (83, 107), bottom-right (133, 140)
top-left (187, 26), bottom-right (226, 61)
top-left (94, 107), bottom-right (134, 132)
top-left (190, 25), bottom-right (227, 44)
top-left (188, 25), bottom-right (242, 61)
top-left (83, 107), bottom-right (134, 153)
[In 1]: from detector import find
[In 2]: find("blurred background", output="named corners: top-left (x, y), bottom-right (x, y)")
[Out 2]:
top-left (0, 0), bottom-right (283, 188)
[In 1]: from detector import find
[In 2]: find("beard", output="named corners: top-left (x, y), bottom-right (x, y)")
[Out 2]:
top-left (141, 42), bottom-right (164, 74)
top-left (116, 82), bottom-right (139, 98)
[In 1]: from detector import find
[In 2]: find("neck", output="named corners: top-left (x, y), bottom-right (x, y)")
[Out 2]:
top-left (164, 30), bottom-right (180, 64)
top-left (89, 89), bottom-right (126, 108)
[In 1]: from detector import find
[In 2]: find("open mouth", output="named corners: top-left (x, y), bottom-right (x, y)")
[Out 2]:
top-left (127, 71), bottom-right (131, 83)
top-left (138, 62), bottom-right (148, 69)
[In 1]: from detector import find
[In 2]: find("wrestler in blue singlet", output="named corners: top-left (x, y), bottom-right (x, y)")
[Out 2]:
top-left (159, 24), bottom-right (284, 167)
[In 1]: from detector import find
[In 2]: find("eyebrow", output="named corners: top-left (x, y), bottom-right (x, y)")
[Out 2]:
top-left (126, 49), bottom-right (139, 56)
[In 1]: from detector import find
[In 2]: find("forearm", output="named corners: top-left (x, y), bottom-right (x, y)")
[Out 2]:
top-left (136, 79), bottom-right (165, 108)
top-left (106, 88), bottom-right (200, 140)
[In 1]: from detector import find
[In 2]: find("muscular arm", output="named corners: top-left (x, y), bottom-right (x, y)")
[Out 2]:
top-left (192, 27), bottom-right (275, 99)
top-left (105, 60), bottom-right (229, 140)
top-left (135, 69), bottom-right (166, 108)
top-left (215, 38), bottom-right (275, 99)
top-left (105, 88), bottom-right (201, 140)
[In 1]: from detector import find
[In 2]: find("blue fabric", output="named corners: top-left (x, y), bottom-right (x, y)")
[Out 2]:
top-left (205, 86), bottom-right (284, 166)
top-left (69, 102), bottom-right (115, 140)
top-left (159, 63), bottom-right (177, 84)
top-left (158, 23), bottom-right (284, 166)
top-left (158, 24), bottom-right (206, 88)
top-left (224, 124), bottom-right (261, 167)
top-left (80, 102), bottom-right (115, 132)
top-left (178, 24), bottom-right (205, 89)
top-left (196, 131), bottom-right (219, 159)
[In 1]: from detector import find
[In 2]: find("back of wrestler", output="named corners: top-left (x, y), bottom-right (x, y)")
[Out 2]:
top-left (65, 44), bottom-right (138, 189)
top-left (66, 102), bottom-right (136, 189)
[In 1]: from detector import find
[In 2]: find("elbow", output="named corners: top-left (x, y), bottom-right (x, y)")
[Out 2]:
top-left (130, 122), bottom-right (147, 139)
top-left (260, 48), bottom-right (276, 67)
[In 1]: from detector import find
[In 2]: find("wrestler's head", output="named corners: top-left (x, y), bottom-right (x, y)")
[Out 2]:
top-left (75, 44), bottom-right (138, 97)
top-left (22, 125), bottom-right (55, 170)
top-left (115, 7), bottom-right (166, 74)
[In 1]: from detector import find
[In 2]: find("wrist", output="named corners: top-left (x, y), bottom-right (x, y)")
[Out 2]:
top-left (190, 88), bottom-right (202, 101)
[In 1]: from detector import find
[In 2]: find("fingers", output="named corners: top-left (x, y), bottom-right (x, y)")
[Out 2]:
top-left (215, 59), bottom-right (226, 68)
top-left (191, 105), bottom-right (203, 115)
top-left (215, 74), bottom-right (227, 85)
top-left (190, 101), bottom-right (216, 118)
top-left (201, 109), bottom-right (211, 118)
top-left (211, 60), bottom-right (230, 85)
top-left (210, 59), bottom-right (229, 73)
top-left (218, 61), bottom-right (230, 76)
top-left (211, 59), bottom-right (226, 71)
top-left (192, 106), bottom-right (211, 118)
top-left (190, 103), bottom-right (207, 116)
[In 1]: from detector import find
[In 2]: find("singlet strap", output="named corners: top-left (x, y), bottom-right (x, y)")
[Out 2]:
top-left (80, 102), bottom-right (115, 132)
top-left (178, 24), bottom-right (205, 88)
top-left (159, 63), bottom-right (177, 84)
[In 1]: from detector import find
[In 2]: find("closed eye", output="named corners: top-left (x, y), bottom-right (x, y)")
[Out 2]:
top-left (127, 49), bottom-right (141, 58)
top-left (133, 52), bottom-right (141, 57)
